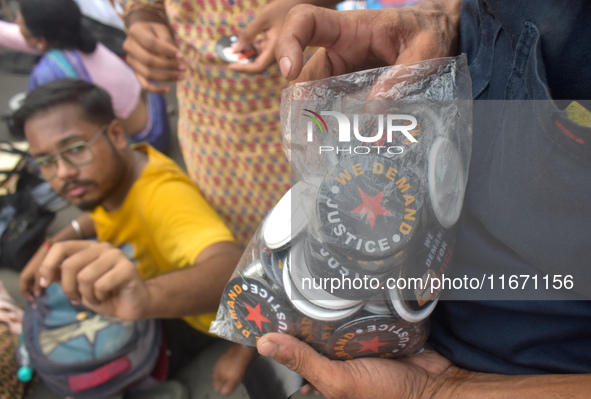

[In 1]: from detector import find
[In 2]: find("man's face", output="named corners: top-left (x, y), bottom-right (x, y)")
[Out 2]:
top-left (25, 104), bottom-right (125, 211)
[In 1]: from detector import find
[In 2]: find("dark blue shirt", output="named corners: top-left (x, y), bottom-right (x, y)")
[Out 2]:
top-left (429, 0), bottom-right (591, 374)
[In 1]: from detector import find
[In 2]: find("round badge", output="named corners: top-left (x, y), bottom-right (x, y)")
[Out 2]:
top-left (282, 262), bottom-right (363, 321)
top-left (263, 181), bottom-right (312, 251)
top-left (317, 155), bottom-right (423, 260)
top-left (387, 269), bottom-right (439, 323)
top-left (362, 301), bottom-right (392, 316)
top-left (222, 276), bottom-right (296, 346)
top-left (305, 238), bottom-right (401, 278)
top-left (261, 244), bottom-right (289, 288)
top-left (215, 35), bottom-right (258, 64)
top-left (326, 315), bottom-right (428, 360)
top-left (303, 239), bottom-right (391, 300)
top-left (395, 224), bottom-right (456, 312)
top-left (295, 316), bottom-right (338, 353)
top-left (288, 240), bottom-right (366, 308)
top-left (428, 137), bottom-right (464, 228)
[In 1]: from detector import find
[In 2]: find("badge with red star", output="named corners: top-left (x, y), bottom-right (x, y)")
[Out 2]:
top-left (317, 155), bottom-right (423, 261)
top-left (222, 276), bottom-right (297, 346)
top-left (326, 315), bottom-right (428, 360)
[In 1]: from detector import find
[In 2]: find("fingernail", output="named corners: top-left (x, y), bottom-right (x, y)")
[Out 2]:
top-left (221, 386), bottom-right (230, 395)
top-left (33, 289), bottom-right (40, 297)
top-left (70, 300), bottom-right (80, 305)
top-left (279, 57), bottom-right (292, 78)
top-left (39, 277), bottom-right (48, 287)
top-left (231, 42), bottom-right (241, 51)
top-left (258, 339), bottom-right (279, 358)
top-left (176, 52), bottom-right (183, 59)
top-left (178, 64), bottom-right (186, 71)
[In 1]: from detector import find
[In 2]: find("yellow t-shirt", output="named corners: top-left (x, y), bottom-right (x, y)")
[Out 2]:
top-left (90, 144), bottom-right (235, 334)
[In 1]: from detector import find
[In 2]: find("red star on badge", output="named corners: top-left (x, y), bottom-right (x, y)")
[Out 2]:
top-left (351, 188), bottom-right (393, 229)
top-left (356, 336), bottom-right (389, 354)
top-left (244, 303), bottom-right (270, 331)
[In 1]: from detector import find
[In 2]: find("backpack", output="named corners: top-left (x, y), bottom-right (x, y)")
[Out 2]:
top-left (0, 141), bottom-right (57, 271)
top-left (23, 283), bottom-right (165, 399)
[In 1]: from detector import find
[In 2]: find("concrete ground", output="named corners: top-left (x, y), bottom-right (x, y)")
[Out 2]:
top-left (0, 61), bottom-right (312, 398)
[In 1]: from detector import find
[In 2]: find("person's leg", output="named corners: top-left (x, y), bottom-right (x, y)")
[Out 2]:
top-left (212, 344), bottom-right (256, 396)
top-left (161, 319), bottom-right (216, 376)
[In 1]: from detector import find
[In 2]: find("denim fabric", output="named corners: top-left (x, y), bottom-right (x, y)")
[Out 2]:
top-left (429, 0), bottom-right (591, 374)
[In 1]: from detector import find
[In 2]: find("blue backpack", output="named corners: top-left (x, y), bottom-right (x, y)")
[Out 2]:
top-left (23, 283), bottom-right (164, 399)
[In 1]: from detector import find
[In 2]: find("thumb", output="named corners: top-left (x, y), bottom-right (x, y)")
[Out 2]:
top-left (257, 333), bottom-right (335, 391)
top-left (233, 14), bottom-right (269, 52)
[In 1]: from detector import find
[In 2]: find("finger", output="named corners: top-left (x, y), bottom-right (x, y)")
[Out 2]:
top-left (58, 243), bottom-right (110, 302)
top-left (127, 22), bottom-right (181, 60)
top-left (257, 333), bottom-right (336, 394)
top-left (299, 384), bottom-right (312, 395)
top-left (275, 5), bottom-right (345, 80)
top-left (233, 10), bottom-right (272, 52)
top-left (290, 47), bottom-right (336, 84)
top-left (75, 247), bottom-right (126, 305)
top-left (228, 45), bottom-right (276, 74)
top-left (136, 74), bottom-right (171, 94)
top-left (90, 257), bottom-right (138, 303)
top-left (37, 241), bottom-right (96, 289)
top-left (126, 54), bottom-right (184, 83)
top-left (19, 271), bottom-right (34, 302)
top-left (123, 40), bottom-right (183, 72)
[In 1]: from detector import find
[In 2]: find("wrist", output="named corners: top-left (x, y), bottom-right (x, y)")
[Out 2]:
top-left (428, 365), bottom-right (472, 399)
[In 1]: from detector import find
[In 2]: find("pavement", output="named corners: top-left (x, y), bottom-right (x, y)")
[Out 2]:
top-left (0, 58), bottom-right (312, 399)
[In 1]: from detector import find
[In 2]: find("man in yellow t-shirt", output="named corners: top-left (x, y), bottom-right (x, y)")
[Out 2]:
top-left (17, 79), bottom-right (244, 376)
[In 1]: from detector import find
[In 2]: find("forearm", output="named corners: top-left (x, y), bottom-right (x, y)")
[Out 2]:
top-left (0, 20), bottom-right (40, 54)
top-left (437, 369), bottom-right (591, 398)
top-left (143, 242), bottom-right (242, 318)
top-left (51, 213), bottom-right (96, 242)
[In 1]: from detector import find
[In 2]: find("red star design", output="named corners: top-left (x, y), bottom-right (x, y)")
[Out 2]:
top-left (356, 336), bottom-right (389, 354)
top-left (351, 188), bottom-right (393, 229)
top-left (244, 303), bottom-right (270, 331)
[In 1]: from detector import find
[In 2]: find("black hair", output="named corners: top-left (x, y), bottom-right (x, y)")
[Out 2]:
top-left (13, 79), bottom-right (116, 137)
top-left (19, 0), bottom-right (97, 54)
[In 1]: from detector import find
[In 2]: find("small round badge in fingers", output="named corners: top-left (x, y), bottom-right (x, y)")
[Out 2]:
top-left (216, 35), bottom-right (258, 64)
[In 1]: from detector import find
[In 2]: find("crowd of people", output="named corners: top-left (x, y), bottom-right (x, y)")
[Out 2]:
top-left (1, 0), bottom-right (590, 397)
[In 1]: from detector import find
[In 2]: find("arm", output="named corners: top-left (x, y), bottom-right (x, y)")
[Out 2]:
top-left (0, 20), bottom-right (41, 54)
top-left (228, 0), bottom-right (342, 74)
top-left (34, 239), bottom-right (241, 320)
top-left (119, 0), bottom-right (185, 93)
top-left (19, 213), bottom-right (95, 300)
top-left (257, 333), bottom-right (591, 399)
top-left (142, 241), bottom-right (242, 317)
top-left (35, 168), bottom-right (241, 320)
top-left (274, 0), bottom-right (462, 82)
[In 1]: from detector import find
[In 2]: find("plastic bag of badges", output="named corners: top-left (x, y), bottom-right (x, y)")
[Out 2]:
top-left (210, 55), bottom-right (472, 361)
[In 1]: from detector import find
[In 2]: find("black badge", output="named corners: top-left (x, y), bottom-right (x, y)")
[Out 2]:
top-left (295, 316), bottom-right (338, 354)
top-left (261, 244), bottom-right (288, 288)
top-left (216, 35), bottom-right (258, 64)
top-left (317, 155), bottom-right (423, 261)
top-left (222, 276), bottom-right (295, 346)
top-left (397, 224), bottom-right (456, 312)
top-left (326, 315), bottom-right (428, 360)
top-left (305, 238), bottom-right (400, 279)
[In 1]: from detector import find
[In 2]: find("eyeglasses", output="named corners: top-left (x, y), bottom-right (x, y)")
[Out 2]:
top-left (33, 125), bottom-right (108, 181)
